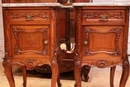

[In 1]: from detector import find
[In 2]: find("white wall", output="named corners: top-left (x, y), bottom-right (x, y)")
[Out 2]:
top-left (93, 0), bottom-right (130, 2)
top-left (0, 0), bottom-right (5, 61)
top-left (127, 12), bottom-right (130, 54)
top-left (0, 0), bottom-right (130, 61)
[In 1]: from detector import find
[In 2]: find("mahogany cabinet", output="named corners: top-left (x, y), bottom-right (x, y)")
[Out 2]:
top-left (2, 6), bottom-right (62, 87)
top-left (74, 6), bottom-right (129, 87)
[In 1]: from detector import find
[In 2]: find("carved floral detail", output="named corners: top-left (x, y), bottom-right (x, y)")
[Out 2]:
top-left (35, 64), bottom-right (51, 73)
top-left (20, 58), bottom-right (42, 70)
top-left (13, 27), bottom-right (25, 54)
top-left (74, 11), bottom-right (82, 61)
top-left (51, 39), bottom-right (57, 68)
top-left (50, 11), bottom-right (57, 68)
top-left (35, 28), bottom-right (48, 55)
top-left (91, 60), bottom-right (115, 68)
top-left (61, 63), bottom-right (74, 70)
top-left (83, 12), bottom-right (123, 20)
top-left (10, 12), bottom-right (49, 21)
top-left (11, 13), bottom-right (21, 19)
top-left (123, 58), bottom-right (129, 69)
top-left (38, 13), bottom-right (48, 20)
top-left (4, 11), bottom-right (11, 57)
top-left (76, 13), bottom-right (81, 54)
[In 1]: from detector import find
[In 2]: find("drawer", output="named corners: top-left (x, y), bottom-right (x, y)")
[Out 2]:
top-left (8, 9), bottom-right (50, 24)
top-left (82, 10), bottom-right (125, 25)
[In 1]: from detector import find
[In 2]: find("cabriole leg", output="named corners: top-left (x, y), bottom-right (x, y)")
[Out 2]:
top-left (119, 56), bottom-right (129, 87)
top-left (110, 66), bottom-right (116, 87)
top-left (51, 63), bottom-right (59, 87)
top-left (21, 66), bottom-right (27, 87)
top-left (74, 61), bottom-right (81, 87)
top-left (3, 60), bottom-right (15, 87)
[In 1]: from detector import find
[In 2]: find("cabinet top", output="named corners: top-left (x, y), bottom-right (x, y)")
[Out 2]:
top-left (73, 2), bottom-right (130, 6)
top-left (2, 2), bottom-right (130, 7)
top-left (2, 3), bottom-right (62, 7)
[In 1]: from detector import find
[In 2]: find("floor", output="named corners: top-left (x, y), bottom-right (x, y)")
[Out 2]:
top-left (0, 61), bottom-right (130, 87)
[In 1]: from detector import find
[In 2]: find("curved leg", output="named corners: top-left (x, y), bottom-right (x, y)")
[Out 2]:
top-left (110, 66), bottom-right (116, 87)
top-left (21, 66), bottom-right (27, 87)
top-left (119, 57), bottom-right (129, 87)
top-left (74, 61), bottom-right (81, 87)
top-left (82, 65), bottom-right (91, 82)
top-left (51, 63), bottom-right (59, 87)
top-left (3, 60), bottom-right (15, 87)
top-left (57, 53), bottom-right (62, 87)
top-left (57, 71), bottom-right (61, 87)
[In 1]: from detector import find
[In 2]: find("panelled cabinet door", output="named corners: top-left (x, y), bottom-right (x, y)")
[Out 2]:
top-left (10, 25), bottom-right (50, 58)
top-left (82, 26), bottom-right (123, 58)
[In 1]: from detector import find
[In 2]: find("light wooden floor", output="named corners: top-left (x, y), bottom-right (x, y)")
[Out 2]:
top-left (0, 61), bottom-right (130, 87)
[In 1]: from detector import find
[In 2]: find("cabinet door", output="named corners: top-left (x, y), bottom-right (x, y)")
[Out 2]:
top-left (82, 25), bottom-right (123, 58)
top-left (10, 25), bottom-right (50, 58)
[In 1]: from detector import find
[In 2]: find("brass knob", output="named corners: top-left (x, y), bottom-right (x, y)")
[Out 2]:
top-left (67, 0), bottom-right (71, 4)
top-left (44, 40), bottom-right (48, 45)
top-left (24, 14), bottom-right (34, 21)
top-left (99, 15), bottom-right (109, 22)
top-left (66, 0), bottom-right (72, 5)
top-left (84, 41), bottom-right (88, 45)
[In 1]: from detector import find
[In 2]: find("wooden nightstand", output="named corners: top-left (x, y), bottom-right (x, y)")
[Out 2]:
top-left (2, 5), bottom-right (61, 87)
top-left (74, 6), bottom-right (129, 87)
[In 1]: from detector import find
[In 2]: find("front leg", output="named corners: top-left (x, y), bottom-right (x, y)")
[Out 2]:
top-left (51, 61), bottom-right (59, 87)
top-left (110, 66), bottom-right (116, 87)
top-left (3, 60), bottom-right (15, 87)
top-left (119, 56), bottom-right (129, 87)
top-left (57, 52), bottom-right (62, 87)
top-left (74, 61), bottom-right (81, 87)
top-left (21, 66), bottom-right (27, 87)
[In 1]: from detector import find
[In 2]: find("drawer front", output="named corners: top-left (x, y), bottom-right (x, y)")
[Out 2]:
top-left (9, 9), bottom-right (50, 24)
top-left (10, 25), bottom-right (50, 57)
top-left (82, 10), bottom-right (125, 25)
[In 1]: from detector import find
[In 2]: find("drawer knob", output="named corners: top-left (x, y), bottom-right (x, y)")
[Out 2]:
top-left (84, 41), bottom-right (88, 45)
top-left (44, 40), bottom-right (48, 45)
top-left (99, 15), bottom-right (109, 22)
top-left (66, 0), bottom-right (71, 4)
top-left (24, 14), bottom-right (34, 21)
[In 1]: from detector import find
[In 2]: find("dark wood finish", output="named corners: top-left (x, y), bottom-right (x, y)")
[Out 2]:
top-left (58, 8), bottom-right (75, 72)
top-left (74, 6), bottom-right (129, 87)
top-left (2, 7), bottom-right (61, 87)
